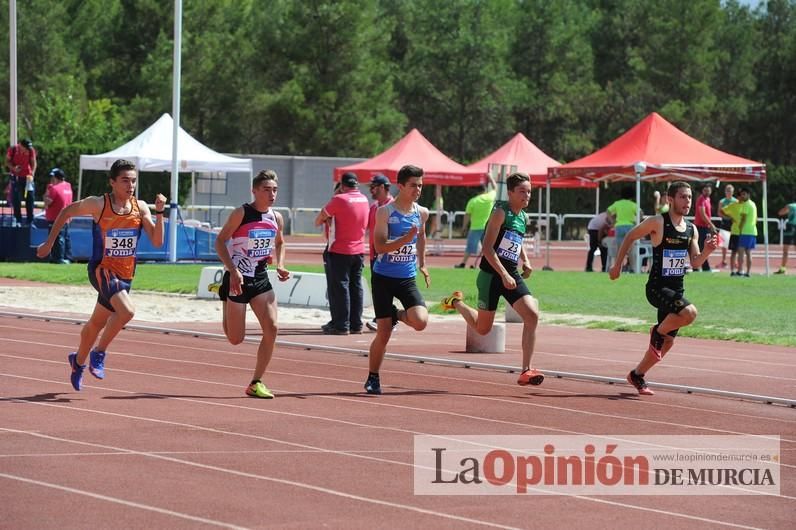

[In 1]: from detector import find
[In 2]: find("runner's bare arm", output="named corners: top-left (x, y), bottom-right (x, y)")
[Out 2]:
top-left (373, 205), bottom-right (417, 254)
top-left (690, 226), bottom-right (717, 270)
top-left (274, 211), bottom-right (290, 281)
top-left (417, 207), bottom-right (430, 287)
top-left (520, 240), bottom-right (533, 278)
top-left (214, 207), bottom-right (245, 273)
top-left (481, 207), bottom-right (511, 281)
top-left (609, 216), bottom-right (662, 280)
top-left (36, 196), bottom-right (104, 258)
top-left (138, 194), bottom-right (167, 248)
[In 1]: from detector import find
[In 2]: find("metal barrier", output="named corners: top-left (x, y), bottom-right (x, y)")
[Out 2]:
top-left (181, 204), bottom-right (790, 243)
top-left (291, 208), bottom-right (322, 236)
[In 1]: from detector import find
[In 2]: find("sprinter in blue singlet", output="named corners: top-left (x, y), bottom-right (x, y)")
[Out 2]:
top-left (364, 164), bottom-right (431, 394)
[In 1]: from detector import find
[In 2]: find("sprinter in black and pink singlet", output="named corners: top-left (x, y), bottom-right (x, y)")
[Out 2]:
top-left (214, 170), bottom-right (291, 399)
top-left (37, 159), bottom-right (167, 392)
top-left (609, 181), bottom-right (717, 396)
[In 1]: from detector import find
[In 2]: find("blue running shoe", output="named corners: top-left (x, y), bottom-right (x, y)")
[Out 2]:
top-left (89, 349), bottom-right (106, 380)
top-left (68, 353), bottom-right (85, 391)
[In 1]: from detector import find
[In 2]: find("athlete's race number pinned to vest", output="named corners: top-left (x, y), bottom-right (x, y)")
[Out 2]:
top-left (389, 243), bottom-right (417, 263)
top-left (105, 228), bottom-right (138, 257)
top-left (247, 229), bottom-right (276, 258)
top-left (662, 249), bottom-right (687, 277)
top-left (497, 231), bottom-right (522, 263)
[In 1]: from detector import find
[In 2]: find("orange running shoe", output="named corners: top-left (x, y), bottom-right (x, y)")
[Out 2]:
top-left (627, 370), bottom-right (655, 395)
top-left (517, 368), bottom-right (544, 386)
top-left (440, 291), bottom-right (463, 311)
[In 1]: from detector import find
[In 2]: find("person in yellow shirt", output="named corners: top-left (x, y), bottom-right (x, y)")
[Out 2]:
top-left (721, 188), bottom-right (756, 277)
top-left (455, 175), bottom-right (496, 268)
top-left (607, 187), bottom-right (639, 271)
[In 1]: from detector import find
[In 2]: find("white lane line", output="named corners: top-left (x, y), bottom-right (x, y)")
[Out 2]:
top-left (1, 424), bottom-right (774, 530)
top-left (3, 322), bottom-right (795, 377)
top-left (3, 352), bottom-right (794, 446)
top-left (4, 326), bottom-right (796, 412)
top-left (0, 471), bottom-right (247, 529)
top-left (0, 428), bottom-right (521, 530)
top-left (4, 373), bottom-right (795, 500)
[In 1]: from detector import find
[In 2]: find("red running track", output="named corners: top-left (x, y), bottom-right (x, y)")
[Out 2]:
top-left (0, 313), bottom-right (794, 529)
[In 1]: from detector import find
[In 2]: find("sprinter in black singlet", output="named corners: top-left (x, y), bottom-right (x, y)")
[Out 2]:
top-left (609, 181), bottom-right (717, 395)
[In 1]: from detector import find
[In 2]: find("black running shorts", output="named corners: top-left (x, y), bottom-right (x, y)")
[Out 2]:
top-left (371, 272), bottom-right (426, 319)
top-left (476, 269), bottom-right (531, 312)
top-left (219, 270), bottom-right (272, 304)
top-left (646, 284), bottom-right (690, 325)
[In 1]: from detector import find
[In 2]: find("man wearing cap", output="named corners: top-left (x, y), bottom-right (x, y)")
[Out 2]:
top-left (6, 139), bottom-right (37, 226)
top-left (315, 172), bottom-right (370, 334)
top-left (365, 174), bottom-right (394, 331)
top-left (43, 168), bottom-right (74, 263)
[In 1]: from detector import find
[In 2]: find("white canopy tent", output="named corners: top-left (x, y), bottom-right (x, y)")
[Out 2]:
top-left (77, 113), bottom-right (252, 199)
top-left (77, 113), bottom-right (252, 261)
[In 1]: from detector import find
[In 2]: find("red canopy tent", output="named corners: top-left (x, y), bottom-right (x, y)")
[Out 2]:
top-left (468, 132), bottom-right (594, 188)
top-left (551, 112), bottom-right (765, 182)
top-left (333, 128), bottom-right (483, 186)
top-left (468, 132), bottom-right (595, 269)
top-left (549, 112), bottom-right (769, 272)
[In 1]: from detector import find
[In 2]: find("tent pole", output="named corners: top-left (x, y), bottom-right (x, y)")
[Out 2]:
top-left (168, 0), bottom-right (183, 263)
top-left (595, 185), bottom-right (600, 214)
top-left (190, 171), bottom-right (195, 220)
top-left (77, 169), bottom-right (83, 201)
top-left (633, 163), bottom-right (645, 274)
top-left (543, 177), bottom-right (553, 270)
top-left (763, 178), bottom-right (769, 275)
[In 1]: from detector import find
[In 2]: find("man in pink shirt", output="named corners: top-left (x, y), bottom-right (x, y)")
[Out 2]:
top-left (365, 174), bottom-right (394, 331)
top-left (694, 184), bottom-right (715, 272)
top-left (315, 172), bottom-right (369, 334)
top-left (43, 167), bottom-right (73, 264)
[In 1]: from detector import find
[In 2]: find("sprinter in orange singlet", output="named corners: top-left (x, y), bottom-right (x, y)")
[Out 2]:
top-left (37, 159), bottom-right (167, 391)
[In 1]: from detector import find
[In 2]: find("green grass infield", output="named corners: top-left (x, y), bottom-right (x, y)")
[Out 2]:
top-left (1, 262), bottom-right (793, 347)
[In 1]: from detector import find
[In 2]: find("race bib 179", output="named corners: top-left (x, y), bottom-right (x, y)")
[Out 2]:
top-left (662, 248), bottom-right (687, 277)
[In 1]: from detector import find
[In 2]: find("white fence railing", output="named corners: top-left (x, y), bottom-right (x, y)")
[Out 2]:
top-left (179, 204), bottom-right (789, 242)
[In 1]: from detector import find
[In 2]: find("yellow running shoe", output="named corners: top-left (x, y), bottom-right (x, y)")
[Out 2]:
top-left (245, 381), bottom-right (274, 399)
top-left (440, 291), bottom-right (463, 311)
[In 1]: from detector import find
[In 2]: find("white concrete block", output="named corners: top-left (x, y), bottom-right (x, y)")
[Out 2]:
top-left (504, 304), bottom-right (523, 323)
top-left (465, 323), bottom-right (506, 353)
top-left (196, 266), bottom-right (372, 308)
top-left (197, 266), bottom-right (225, 300)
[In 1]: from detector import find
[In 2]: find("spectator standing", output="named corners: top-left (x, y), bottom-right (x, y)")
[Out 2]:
top-left (321, 181), bottom-right (342, 330)
top-left (717, 184), bottom-right (737, 269)
top-left (585, 211), bottom-right (612, 272)
top-left (694, 184), bottom-right (716, 271)
top-left (776, 200), bottom-right (796, 274)
top-left (607, 186), bottom-right (639, 272)
top-left (455, 175), bottom-right (496, 269)
top-left (43, 168), bottom-right (73, 264)
top-left (653, 189), bottom-right (669, 214)
top-left (315, 172), bottom-right (369, 335)
top-left (721, 187), bottom-right (757, 277)
top-left (6, 139), bottom-right (37, 226)
top-left (365, 174), bottom-right (394, 332)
